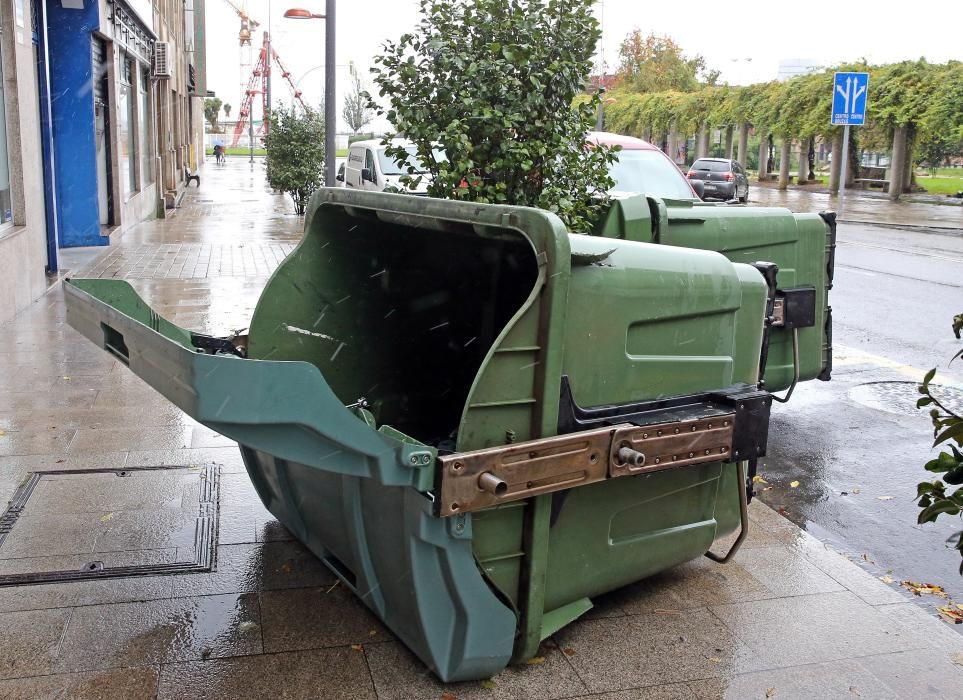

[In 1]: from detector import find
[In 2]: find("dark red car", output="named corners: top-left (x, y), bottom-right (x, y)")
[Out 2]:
top-left (588, 132), bottom-right (702, 200)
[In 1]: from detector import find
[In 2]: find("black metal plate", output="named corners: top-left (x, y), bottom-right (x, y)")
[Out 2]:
top-left (0, 465), bottom-right (219, 587)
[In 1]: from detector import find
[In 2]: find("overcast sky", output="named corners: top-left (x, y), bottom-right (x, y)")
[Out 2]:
top-left (204, 0), bottom-right (963, 133)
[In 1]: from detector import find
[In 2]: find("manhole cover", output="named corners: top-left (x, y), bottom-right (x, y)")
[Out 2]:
top-left (848, 381), bottom-right (963, 416)
top-left (0, 465), bottom-right (219, 586)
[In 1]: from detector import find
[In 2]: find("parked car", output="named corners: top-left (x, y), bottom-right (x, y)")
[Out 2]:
top-left (588, 132), bottom-right (702, 200)
top-left (686, 158), bottom-right (750, 203)
top-left (343, 138), bottom-right (443, 194)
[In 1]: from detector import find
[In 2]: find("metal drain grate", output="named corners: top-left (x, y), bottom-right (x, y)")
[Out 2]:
top-left (848, 381), bottom-right (963, 417)
top-left (0, 465), bottom-right (219, 586)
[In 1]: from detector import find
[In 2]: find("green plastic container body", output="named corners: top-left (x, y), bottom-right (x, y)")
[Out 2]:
top-left (64, 189), bottom-right (769, 681)
top-left (593, 194), bottom-right (834, 391)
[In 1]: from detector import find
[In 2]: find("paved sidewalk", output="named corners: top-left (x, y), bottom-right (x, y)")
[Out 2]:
top-left (1, 158), bottom-right (963, 698)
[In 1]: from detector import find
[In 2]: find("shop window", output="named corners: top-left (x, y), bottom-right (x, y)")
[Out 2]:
top-left (118, 57), bottom-right (136, 196)
top-left (0, 40), bottom-right (13, 225)
top-left (139, 68), bottom-right (153, 184)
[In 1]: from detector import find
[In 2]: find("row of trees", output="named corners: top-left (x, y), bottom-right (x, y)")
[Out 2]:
top-left (602, 32), bottom-right (963, 196)
top-left (606, 60), bottom-right (962, 161)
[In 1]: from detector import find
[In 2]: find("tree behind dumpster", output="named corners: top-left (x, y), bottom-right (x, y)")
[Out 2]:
top-left (265, 105), bottom-right (325, 216)
top-left (342, 64), bottom-right (375, 134)
top-left (369, 0), bottom-right (617, 232)
top-left (204, 97), bottom-right (222, 132)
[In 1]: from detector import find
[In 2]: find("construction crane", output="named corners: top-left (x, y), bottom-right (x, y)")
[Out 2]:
top-left (219, 0), bottom-right (260, 125)
top-left (221, 0), bottom-right (259, 42)
top-left (231, 33), bottom-right (310, 148)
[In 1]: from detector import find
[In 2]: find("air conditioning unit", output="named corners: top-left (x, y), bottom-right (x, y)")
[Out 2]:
top-left (153, 42), bottom-right (172, 79)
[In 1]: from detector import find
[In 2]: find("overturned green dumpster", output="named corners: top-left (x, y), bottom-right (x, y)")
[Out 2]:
top-left (65, 188), bottom-right (833, 682)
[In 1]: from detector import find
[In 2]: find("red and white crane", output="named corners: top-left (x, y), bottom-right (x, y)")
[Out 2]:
top-left (230, 32), bottom-right (310, 148)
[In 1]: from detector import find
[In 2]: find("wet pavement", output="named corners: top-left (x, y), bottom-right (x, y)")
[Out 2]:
top-left (757, 220), bottom-right (963, 608)
top-left (749, 182), bottom-right (963, 233)
top-left (1, 157), bottom-right (963, 698)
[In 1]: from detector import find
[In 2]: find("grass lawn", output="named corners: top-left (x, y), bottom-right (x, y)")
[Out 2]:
top-left (916, 174), bottom-right (963, 195)
top-left (205, 147), bottom-right (349, 157)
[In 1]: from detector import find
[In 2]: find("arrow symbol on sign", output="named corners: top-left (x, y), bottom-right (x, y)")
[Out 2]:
top-left (836, 76), bottom-right (851, 108)
top-left (851, 80), bottom-right (866, 114)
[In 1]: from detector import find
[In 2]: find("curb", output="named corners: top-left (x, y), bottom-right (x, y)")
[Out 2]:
top-left (837, 219), bottom-right (963, 235)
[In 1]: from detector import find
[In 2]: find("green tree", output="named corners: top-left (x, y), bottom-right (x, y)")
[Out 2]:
top-left (204, 97), bottom-right (223, 132)
top-left (223, 103), bottom-right (232, 120)
top-left (264, 105), bottom-right (326, 215)
top-left (342, 63), bottom-right (374, 134)
top-left (616, 31), bottom-right (718, 94)
top-left (916, 318), bottom-right (963, 573)
top-left (369, 0), bottom-right (618, 232)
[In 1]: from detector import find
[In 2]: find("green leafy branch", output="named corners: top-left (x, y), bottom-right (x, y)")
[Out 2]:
top-left (916, 316), bottom-right (963, 572)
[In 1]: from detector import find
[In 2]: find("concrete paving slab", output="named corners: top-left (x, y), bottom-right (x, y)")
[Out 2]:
top-left (554, 608), bottom-right (767, 692)
top-left (366, 639), bottom-right (587, 700)
top-left (0, 575), bottom-right (174, 614)
top-left (0, 608), bottom-right (71, 679)
top-left (156, 647), bottom-right (375, 700)
top-left (710, 591), bottom-right (929, 667)
top-left (259, 585), bottom-right (391, 653)
top-left (687, 658), bottom-right (896, 700)
top-left (55, 593), bottom-right (262, 672)
top-left (0, 665), bottom-right (158, 700)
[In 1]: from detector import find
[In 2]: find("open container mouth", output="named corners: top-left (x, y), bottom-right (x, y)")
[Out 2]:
top-left (246, 194), bottom-right (540, 448)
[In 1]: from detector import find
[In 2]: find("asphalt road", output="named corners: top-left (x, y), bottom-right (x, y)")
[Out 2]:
top-left (756, 221), bottom-right (963, 606)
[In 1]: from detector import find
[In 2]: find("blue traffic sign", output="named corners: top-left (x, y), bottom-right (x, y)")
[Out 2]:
top-left (832, 72), bottom-right (869, 126)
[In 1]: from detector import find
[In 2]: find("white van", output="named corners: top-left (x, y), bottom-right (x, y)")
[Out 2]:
top-left (342, 138), bottom-right (439, 194)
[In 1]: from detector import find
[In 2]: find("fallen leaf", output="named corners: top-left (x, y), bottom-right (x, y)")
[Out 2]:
top-left (238, 621), bottom-right (259, 633)
top-left (562, 647), bottom-right (576, 657)
top-left (0, 429), bottom-right (5, 436)
top-left (480, 680), bottom-right (497, 689)
top-left (525, 656), bottom-right (545, 666)
top-left (55, 459), bottom-right (65, 463)
top-left (876, 495), bottom-right (895, 501)
top-left (63, 376), bottom-right (71, 381)
top-left (351, 644), bottom-right (364, 651)
top-left (849, 686), bottom-right (861, 697)
top-left (708, 656), bottom-right (722, 664)
top-left (368, 629), bottom-right (378, 637)
top-left (200, 647), bottom-right (212, 660)
top-left (325, 580), bottom-right (340, 594)
top-left (766, 688), bottom-right (776, 698)
top-left (938, 606), bottom-right (963, 624)
top-left (901, 580), bottom-right (947, 597)
top-left (280, 561), bottom-right (293, 574)
top-left (852, 488), bottom-right (861, 494)
top-left (441, 694), bottom-right (458, 700)
top-left (879, 575), bottom-right (894, 584)
top-left (752, 475), bottom-right (767, 484)
top-left (952, 652), bottom-right (963, 667)
top-left (762, 486), bottom-right (773, 492)
top-left (100, 513), bottom-right (113, 522)
top-left (789, 480), bottom-right (800, 488)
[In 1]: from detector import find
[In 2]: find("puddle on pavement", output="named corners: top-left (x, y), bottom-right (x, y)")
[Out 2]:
top-left (0, 465), bottom-right (219, 585)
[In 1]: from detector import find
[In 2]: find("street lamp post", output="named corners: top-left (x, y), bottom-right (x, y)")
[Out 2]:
top-left (284, 1), bottom-right (336, 186)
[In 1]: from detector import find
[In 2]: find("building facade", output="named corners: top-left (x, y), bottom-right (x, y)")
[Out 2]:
top-left (0, 0), bottom-right (52, 324)
top-left (0, 0), bottom-right (205, 324)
